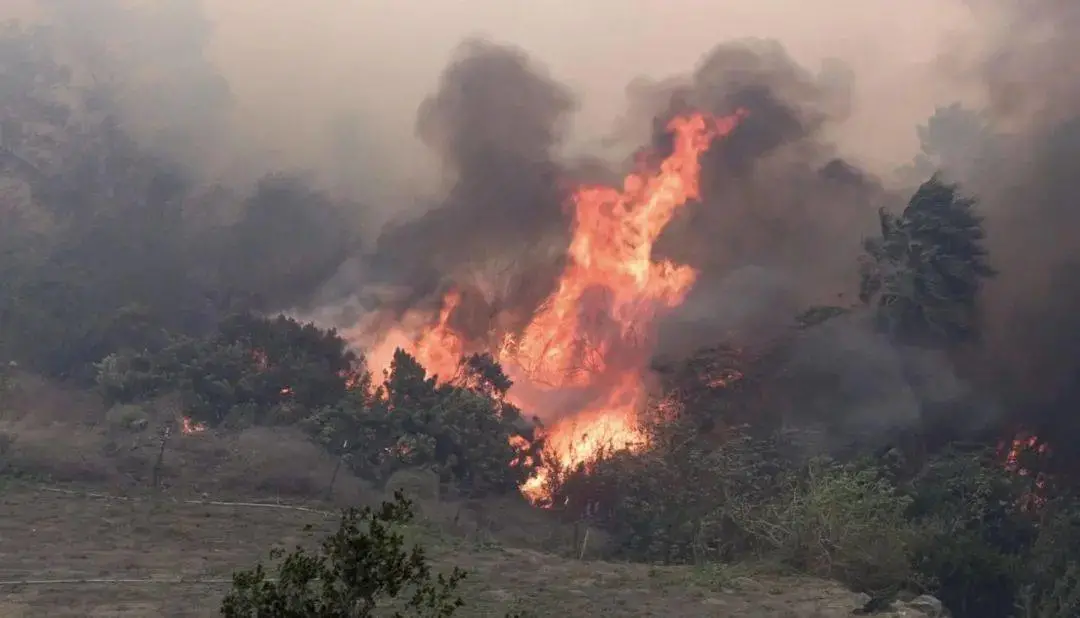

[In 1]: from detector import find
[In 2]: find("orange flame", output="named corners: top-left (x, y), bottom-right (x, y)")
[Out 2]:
top-left (366, 289), bottom-right (466, 383)
top-left (364, 111), bottom-right (744, 502)
top-left (181, 417), bottom-right (207, 435)
top-left (1000, 431), bottom-right (1051, 511)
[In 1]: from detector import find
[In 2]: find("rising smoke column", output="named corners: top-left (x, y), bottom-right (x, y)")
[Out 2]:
top-left (961, 0), bottom-right (1080, 462)
top-left (371, 40), bottom-right (576, 317)
top-left (616, 40), bottom-right (888, 356)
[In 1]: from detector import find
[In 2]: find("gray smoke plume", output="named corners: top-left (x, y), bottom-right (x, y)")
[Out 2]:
top-left (956, 0), bottom-right (1080, 448)
top-left (362, 39), bottom-right (577, 335)
top-left (625, 40), bottom-right (897, 342)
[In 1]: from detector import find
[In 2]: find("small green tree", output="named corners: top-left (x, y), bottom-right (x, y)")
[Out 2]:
top-left (308, 350), bottom-right (541, 497)
top-left (859, 175), bottom-right (996, 347)
top-left (221, 491), bottom-right (466, 617)
top-left (96, 313), bottom-right (361, 426)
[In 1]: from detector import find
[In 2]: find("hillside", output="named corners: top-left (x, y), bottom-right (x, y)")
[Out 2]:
top-left (0, 375), bottom-right (945, 617)
top-left (0, 482), bottom-right (942, 617)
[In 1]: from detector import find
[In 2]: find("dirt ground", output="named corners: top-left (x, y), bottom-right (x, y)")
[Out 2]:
top-left (0, 375), bottom-right (875, 617)
top-left (0, 480), bottom-right (876, 617)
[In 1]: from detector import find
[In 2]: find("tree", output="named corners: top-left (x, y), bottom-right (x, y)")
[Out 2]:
top-left (221, 491), bottom-right (466, 617)
top-left (859, 176), bottom-right (996, 347)
top-left (96, 313), bottom-right (361, 425)
top-left (308, 350), bottom-right (542, 497)
top-left (0, 14), bottom-right (358, 380)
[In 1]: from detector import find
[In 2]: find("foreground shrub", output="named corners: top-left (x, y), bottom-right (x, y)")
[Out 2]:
top-left (1015, 496), bottom-right (1080, 618)
top-left (1016, 563), bottom-right (1080, 618)
top-left (740, 458), bottom-right (916, 599)
top-left (550, 429), bottom-right (776, 564)
top-left (905, 448), bottom-right (1037, 618)
top-left (221, 491), bottom-right (466, 617)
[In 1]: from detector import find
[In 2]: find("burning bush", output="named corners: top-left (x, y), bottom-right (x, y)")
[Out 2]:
top-left (890, 442), bottom-right (1080, 618)
top-left (307, 349), bottom-right (543, 498)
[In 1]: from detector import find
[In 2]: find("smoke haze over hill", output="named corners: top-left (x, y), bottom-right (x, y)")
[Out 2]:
top-left (4, 0), bottom-right (1080, 449)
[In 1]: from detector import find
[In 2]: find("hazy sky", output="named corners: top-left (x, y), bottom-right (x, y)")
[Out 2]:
top-left (203, 0), bottom-right (985, 187)
top-left (2, 0), bottom-right (988, 214)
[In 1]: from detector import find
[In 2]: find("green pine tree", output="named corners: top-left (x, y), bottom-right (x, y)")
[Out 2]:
top-left (859, 175), bottom-right (996, 346)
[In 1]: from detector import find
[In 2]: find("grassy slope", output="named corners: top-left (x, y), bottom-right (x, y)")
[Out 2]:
top-left (0, 482), bottom-right (870, 617)
top-left (0, 374), bottom-right (872, 617)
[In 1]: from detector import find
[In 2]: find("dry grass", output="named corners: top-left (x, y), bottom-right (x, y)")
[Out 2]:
top-left (0, 374), bottom-right (877, 617)
top-left (0, 482), bottom-right (877, 617)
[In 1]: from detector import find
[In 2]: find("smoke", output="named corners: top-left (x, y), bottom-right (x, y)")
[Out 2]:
top-left (629, 38), bottom-right (891, 309)
top-left (949, 0), bottom-right (1080, 448)
top-left (374, 40), bottom-right (575, 296)
top-left (5, 0), bottom-right (1040, 443)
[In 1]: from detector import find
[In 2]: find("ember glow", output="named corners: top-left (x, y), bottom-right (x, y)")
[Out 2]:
top-left (181, 417), bottom-right (207, 435)
top-left (365, 111), bottom-right (745, 502)
top-left (1000, 431), bottom-right (1051, 511)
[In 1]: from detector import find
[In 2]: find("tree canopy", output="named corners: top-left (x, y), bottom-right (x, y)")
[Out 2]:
top-left (859, 176), bottom-right (995, 347)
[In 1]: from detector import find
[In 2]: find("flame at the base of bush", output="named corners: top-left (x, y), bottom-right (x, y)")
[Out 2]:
top-left (181, 416), bottom-right (207, 435)
top-left (1000, 430), bottom-right (1052, 511)
top-left (365, 110), bottom-right (746, 503)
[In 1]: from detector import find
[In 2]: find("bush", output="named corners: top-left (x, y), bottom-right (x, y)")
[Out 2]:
top-left (307, 350), bottom-right (542, 498)
top-left (1017, 497), bottom-right (1080, 618)
top-left (1016, 563), bottom-right (1080, 618)
top-left (739, 458), bottom-right (916, 598)
top-left (104, 403), bottom-right (149, 432)
top-left (221, 491), bottom-right (466, 617)
top-left (96, 313), bottom-right (360, 426)
top-left (549, 429), bottom-right (776, 564)
top-left (905, 448), bottom-right (1037, 618)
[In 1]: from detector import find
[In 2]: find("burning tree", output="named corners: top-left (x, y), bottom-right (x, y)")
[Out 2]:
top-left (359, 110), bottom-right (748, 503)
top-left (307, 349), bottom-right (542, 498)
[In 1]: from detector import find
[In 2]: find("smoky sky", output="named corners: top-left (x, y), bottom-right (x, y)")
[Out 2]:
top-left (13, 0), bottom-right (1080, 445)
top-left (957, 0), bottom-right (1080, 444)
top-left (375, 39), bottom-right (574, 283)
top-left (633, 39), bottom-right (893, 326)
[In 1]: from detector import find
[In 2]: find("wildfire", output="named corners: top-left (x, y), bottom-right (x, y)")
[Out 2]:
top-left (1000, 431), bottom-right (1051, 511)
top-left (181, 416), bottom-right (207, 435)
top-left (365, 111), bottom-right (745, 502)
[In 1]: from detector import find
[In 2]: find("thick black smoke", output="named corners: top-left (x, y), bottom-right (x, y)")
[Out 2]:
top-left (658, 40), bottom-right (887, 292)
top-left (367, 39), bottom-right (578, 338)
top-left (961, 0), bottom-right (1080, 452)
top-left (612, 40), bottom-right (898, 354)
top-left (374, 40), bottom-right (574, 269)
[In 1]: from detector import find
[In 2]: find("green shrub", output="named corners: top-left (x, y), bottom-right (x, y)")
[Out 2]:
top-left (905, 449), bottom-right (1036, 618)
top-left (96, 313), bottom-right (360, 426)
top-left (550, 430), bottom-right (775, 564)
top-left (307, 350), bottom-right (541, 498)
top-left (221, 491), bottom-right (466, 617)
top-left (105, 403), bottom-right (149, 432)
top-left (1017, 498), bottom-right (1080, 618)
top-left (738, 458), bottom-right (915, 598)
top-left (1016, 563), bottom-right (1080, 618)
